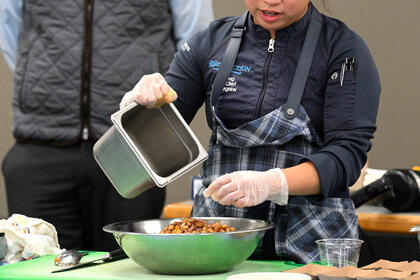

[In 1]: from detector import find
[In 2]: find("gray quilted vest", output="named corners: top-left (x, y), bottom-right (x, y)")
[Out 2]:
top-left (12, 0), bottom-right (176, 144)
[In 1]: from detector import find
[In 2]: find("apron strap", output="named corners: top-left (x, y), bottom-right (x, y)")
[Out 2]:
top-left (284, 9), bottom-right (322, 119)
top-left (210, 12), bottom-right (248, 111)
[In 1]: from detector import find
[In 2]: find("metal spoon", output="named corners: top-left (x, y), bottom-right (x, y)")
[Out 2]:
top-left (54, 250), bottom-right (89, 267)
top-left (51, 249), bottom-right (127, 273)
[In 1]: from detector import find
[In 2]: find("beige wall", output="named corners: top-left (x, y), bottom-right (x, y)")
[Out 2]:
top-left (1, 0), bottom-right (419, 218)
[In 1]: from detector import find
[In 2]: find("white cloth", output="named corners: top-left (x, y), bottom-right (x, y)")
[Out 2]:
top-left (0, 214), bottom-right (63, 263)
top-left (363, 168), bottom-right (387, 186)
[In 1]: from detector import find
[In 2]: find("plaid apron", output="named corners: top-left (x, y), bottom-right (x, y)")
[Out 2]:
top-left (192, 104), bottom-right (359, 263)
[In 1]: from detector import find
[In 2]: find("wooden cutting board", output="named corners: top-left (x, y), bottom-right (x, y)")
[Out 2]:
top-left (0, 252), bottom-right (302, 280)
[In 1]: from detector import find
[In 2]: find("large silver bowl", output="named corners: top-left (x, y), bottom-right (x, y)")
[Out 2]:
top-left (103, 217), bottom-right (274, 275)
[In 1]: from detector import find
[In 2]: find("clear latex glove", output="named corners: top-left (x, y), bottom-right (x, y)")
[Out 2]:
top-left (203, 168), bottom-right (288, 208)
top-left (119, 73), bottom-right (177, 109)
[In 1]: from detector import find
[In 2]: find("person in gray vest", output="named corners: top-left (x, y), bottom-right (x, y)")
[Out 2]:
top-left (120, 0), bottom-right (381, 263)
top-left (0, 0), bottom-right (213, 251)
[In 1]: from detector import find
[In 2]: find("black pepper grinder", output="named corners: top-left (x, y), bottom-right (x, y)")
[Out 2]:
top-left (351, 168), bottom-right (420, 212)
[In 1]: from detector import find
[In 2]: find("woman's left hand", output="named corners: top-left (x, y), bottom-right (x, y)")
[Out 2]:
top-left (203, 168), bottom-right (288, 208)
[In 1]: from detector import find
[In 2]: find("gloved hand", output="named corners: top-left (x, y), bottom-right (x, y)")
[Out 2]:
top-left (119, 73), bottom-right (177, 109)
top-left (203, 168), bottom-right (288, 208)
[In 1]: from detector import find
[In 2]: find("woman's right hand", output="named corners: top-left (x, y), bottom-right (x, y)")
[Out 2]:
top-left (119, 73), bottom-right (177, 109)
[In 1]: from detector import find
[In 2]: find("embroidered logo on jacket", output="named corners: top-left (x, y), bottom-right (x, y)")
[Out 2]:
top-left (209, 59), bottom-right (251, 75)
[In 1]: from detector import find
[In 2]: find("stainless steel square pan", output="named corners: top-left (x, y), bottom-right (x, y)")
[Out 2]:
top-left (93, 103), bottom-right (208, 198)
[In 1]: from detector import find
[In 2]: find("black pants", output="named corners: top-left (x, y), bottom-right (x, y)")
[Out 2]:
top-left (1, 141), bottom-right (165, 251)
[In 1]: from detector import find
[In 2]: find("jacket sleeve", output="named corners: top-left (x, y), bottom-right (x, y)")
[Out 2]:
top-left (303, 33), bottom-right (381, 197)
top-left (164, 28), bottom-right (210, 124)
top-left (0, 0), bottom-right (22, 72)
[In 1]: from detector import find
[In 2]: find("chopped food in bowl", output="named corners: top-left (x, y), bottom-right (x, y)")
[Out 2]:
top-left (160, 217), bottom-right (236, 233)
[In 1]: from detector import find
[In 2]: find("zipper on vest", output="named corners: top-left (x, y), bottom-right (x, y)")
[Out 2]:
top-left (82, 94), bottom-right (89, 140)
top-left (254, 38), bottom-right (275, 119)
top-left (80, 0), bottom-right (94, 140)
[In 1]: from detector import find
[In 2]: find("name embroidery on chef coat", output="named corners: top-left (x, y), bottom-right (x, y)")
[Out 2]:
top-left (209, 60), bottom-right (252, 94)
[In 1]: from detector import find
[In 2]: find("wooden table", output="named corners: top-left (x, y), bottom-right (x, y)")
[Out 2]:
top-left (162, 200), bottom-right (193, 219)
top-left (163, 202), bottom-right (420, 234)
top-left (356, 205), bottom-right (420, 234)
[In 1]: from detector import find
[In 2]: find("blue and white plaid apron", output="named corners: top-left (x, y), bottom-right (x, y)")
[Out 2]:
top-left (192, 104), bottom-right (359, 263)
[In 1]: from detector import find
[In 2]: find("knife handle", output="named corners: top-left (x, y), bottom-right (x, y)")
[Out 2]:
top-left (105, 248), bottom-right (127, 262)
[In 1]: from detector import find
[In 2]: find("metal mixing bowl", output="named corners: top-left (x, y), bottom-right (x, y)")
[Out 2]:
top-left (103, 217), bottom-right (274, 275)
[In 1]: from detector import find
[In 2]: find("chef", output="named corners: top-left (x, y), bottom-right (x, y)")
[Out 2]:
top-left (120, 0), bottom-right (381, 263)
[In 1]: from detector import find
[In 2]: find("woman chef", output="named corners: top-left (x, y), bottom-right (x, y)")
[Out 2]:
top-left (120, 0), bottom-right (381, 263)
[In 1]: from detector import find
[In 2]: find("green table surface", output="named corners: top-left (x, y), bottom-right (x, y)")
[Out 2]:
top-left (0, 252), bottom-right (303, 280)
